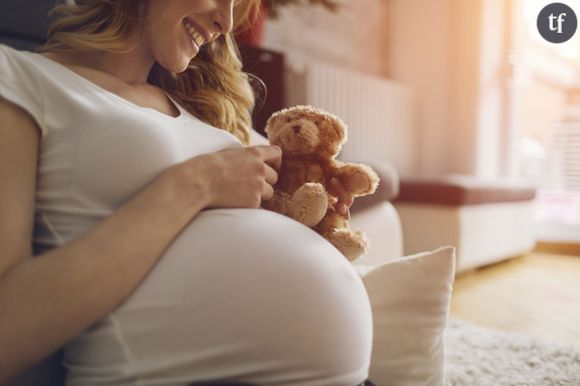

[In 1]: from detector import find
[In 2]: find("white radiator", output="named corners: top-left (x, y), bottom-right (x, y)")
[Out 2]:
top-left (284, 58), bottom-right (416, 175)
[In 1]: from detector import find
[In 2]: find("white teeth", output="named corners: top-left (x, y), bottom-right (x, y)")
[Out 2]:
top-left (183, 20), bottom-right (205, 48)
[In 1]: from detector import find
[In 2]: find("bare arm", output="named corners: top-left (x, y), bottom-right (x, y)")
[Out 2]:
top-left (0, 97), bottom-right (210, 382)
top-left (0, 98), bottom-right (281, 383)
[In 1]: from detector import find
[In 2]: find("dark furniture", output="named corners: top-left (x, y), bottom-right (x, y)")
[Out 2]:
top-left (238, 44), bottom-right (285, 136)
top-left (0, 0), bottom-right (56, 50)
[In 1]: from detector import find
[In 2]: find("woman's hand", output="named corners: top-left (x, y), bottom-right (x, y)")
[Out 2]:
top-left (329, 177), bottom-right (354, 220)
top-left (173, 145), bottom-right (282, 209)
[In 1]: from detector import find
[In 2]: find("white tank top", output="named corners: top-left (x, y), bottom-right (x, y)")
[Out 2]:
top-left (0, 44), bottom-right (243, 254)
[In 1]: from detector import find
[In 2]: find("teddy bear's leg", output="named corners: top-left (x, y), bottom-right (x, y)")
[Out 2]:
top-left (315, 211), bottom-right (369, 261)
top-left (322, 229), bottom-right (369, 261)
top-left (290, 183), bottom-right (328, 227)
top-left (262, 191), bottom-right (293, 217)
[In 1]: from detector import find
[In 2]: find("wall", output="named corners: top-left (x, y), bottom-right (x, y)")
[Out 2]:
top-left (261, 0), bottom-right (390, 77)
top-left (387, 0), bottom-right (514, 178)
top-left (263, 0), bottom-right (511, 178)
top-left (387, 0), bottom-right (454, 176)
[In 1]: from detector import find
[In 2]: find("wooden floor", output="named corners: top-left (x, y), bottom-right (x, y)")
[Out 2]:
top-left (449, 252), bottom-right (580, 346)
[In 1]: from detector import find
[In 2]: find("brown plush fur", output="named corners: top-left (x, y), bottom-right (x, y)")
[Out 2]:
top-left (262, 105), bottom-right (380, 261)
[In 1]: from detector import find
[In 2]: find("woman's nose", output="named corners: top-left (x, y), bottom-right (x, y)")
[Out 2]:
top-left (211, 0), bottom-right (234, 35)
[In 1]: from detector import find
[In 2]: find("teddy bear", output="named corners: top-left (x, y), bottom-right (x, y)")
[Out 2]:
top-left (261, 105), bottom-right (380, 261)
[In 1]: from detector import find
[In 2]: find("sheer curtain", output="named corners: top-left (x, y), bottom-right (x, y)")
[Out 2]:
top-left (510, 0), bottom-right (580, 242)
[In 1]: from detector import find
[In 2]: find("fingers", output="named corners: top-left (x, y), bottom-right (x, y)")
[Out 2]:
top-left (234, 146), bottom-right (279, 206)
top-left (331, 177), bottom-right (352, 204)
top-left (344, 194), bottom-right (354, 207)
top-left (252, 145), bottom-right (282, 171)
top-left (251, 146), bottom-right (279, 200)
top-left (331, 177), bottom-right (354, 216)
top-left (335, 204), bottom-right (351, 219)
top-left (264, 164), bottom-right (278, 186)
top-left (262, 180), bottom-right (274, 201)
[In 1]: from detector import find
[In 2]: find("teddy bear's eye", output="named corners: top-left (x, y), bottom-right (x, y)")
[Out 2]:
top-left (286, 117), bottom-right (292, 123)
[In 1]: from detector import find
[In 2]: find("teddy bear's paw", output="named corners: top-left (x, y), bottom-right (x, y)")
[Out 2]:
top-left (348, 172), bottom-right (371, 191)
top-left (325, 229), bottom-right (369, 261)
top-left (343, 169), bottom-right (379, 196)
top-left (291, 183), bottom-right (328, 227)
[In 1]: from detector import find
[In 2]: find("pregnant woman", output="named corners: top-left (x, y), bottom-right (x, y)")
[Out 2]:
top-left (0, 0), bottom-right (373, 385)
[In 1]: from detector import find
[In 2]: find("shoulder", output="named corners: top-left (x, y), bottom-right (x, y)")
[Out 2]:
top-left (0, 43), bottom-right (18, 56)
top-left (0, 43), bottom-right (44, 81)
top-left (0, 45), bottom-right (70, 83)
top-left (0, 45), bottom-right (43, 94)
top-left (0, 43), bottom-right (38, 91)
top-left (0, 43), bottom-right (24, 65)
top-left (0, 44), bottom-right (51, 135)
top-left (0, 43), bottom-right (40, 66)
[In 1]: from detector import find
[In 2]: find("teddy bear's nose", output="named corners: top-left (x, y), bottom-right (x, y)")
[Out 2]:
top-left (292, 125), bottom-right (301, 134)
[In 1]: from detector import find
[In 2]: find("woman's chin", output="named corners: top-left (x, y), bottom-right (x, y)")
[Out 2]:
top-left (157, 53), bottom-right (194, 74)
top-left (175, 55), bottom-right (194, 73)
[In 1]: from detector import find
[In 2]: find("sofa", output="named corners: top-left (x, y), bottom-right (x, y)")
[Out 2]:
top-left (393, 175), bottom-right (536, 273)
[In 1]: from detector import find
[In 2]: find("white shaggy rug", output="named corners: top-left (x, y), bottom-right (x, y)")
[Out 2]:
top-left (445, 319), bottom-right (580, 386)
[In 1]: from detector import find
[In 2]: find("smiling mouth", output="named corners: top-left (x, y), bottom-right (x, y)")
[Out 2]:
top-left (183, 19), bottom-right (206, 50)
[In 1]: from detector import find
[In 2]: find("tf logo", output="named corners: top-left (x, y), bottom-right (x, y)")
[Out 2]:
top-left (537, 2), bottom-right (577, 43)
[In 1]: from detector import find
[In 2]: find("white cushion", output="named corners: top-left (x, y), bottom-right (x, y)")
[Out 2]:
top-left (354, 246), bottom-right (456, 386)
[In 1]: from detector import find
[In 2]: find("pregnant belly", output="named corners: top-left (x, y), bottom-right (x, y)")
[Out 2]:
top-left (65, 209), bottom-right (372, 386)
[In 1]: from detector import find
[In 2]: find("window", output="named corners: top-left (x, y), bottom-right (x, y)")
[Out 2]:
top-left (510, 0), bottom-right (580, 242)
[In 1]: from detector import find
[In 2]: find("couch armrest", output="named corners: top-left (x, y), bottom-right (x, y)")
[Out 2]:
top-left (350, 161), bottom-right (400, 215)
top-left (350, 201), bottom-right (403, 264)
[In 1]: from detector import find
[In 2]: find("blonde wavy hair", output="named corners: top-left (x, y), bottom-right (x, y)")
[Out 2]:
top-left (39, 0), bottom-right (262, 144)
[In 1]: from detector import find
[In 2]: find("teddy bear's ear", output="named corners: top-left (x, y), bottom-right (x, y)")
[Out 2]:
top-left (265, 112), bottom-right (287, 136)
top-left (323, 114), bottom-right (348, 144)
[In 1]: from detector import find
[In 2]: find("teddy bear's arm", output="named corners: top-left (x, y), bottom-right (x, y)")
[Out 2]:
top-left (305, 163), bottom-right (326, 183)
top-left (332, 163), bottom-right (380, 197)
